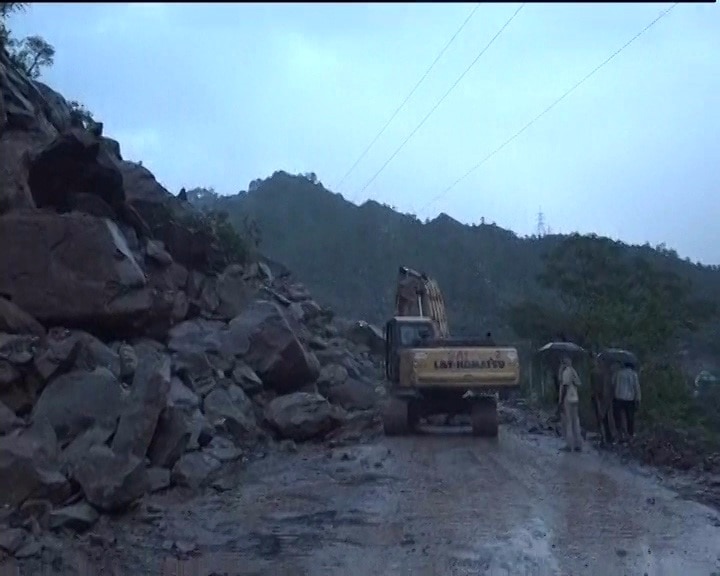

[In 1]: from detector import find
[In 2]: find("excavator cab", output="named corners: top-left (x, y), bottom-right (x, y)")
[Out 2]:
top-left (385, 317), bottom-right (436, 382)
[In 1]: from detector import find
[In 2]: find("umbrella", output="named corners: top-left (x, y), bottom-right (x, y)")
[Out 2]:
top-left (536, 341), bottom-right (586, 356)
top-left (597, 348), bottom-right (638, 367)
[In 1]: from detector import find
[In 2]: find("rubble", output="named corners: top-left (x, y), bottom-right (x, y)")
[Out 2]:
top-left (0, 48), bottom-right (386, 563)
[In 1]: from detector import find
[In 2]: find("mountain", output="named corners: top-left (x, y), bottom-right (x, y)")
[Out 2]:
top-left (187, 171), bottom-right (720, 365)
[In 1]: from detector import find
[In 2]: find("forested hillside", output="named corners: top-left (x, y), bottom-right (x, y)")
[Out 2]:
top-left (187, 171), bottom-right (720, 368)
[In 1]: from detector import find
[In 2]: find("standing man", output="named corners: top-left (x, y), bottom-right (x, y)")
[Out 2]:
top-left (559, 356), bottom-right (582, 452)
top-left (613, 362), bottom-right (641, 440)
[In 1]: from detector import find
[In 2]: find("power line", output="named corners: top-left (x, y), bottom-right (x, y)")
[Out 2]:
top-left (351, 3), bottom-right (526, 203)
top-left (418, 3), bottom-right (679, 216)
top-left (334, 3), bottom-right (481, 192)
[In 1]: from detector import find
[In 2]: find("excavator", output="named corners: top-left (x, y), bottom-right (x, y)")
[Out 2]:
top-left (382, 266), bottom-right (520, 437)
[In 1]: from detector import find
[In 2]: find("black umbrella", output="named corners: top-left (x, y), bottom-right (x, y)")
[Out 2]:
top-left (597, 348), bottom-right (638, 368)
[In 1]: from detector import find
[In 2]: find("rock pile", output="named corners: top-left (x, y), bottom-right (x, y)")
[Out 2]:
top-left (0, 49), bottom-right (385, 559)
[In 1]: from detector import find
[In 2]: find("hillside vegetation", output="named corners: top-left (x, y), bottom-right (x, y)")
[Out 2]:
top-left (188, 172), bottom-right (720, 355)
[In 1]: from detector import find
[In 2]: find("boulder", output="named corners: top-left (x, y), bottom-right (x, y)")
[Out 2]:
top-left (317, 364), bottom-right (349, 394)
top-left (0, 212), bottom-right (157, 330)
top-left (147, 467), bottom-right (171, 493)
top-left (49, 501), bottom-right (99, 532)
top-left (0, 528), bottom-right (27, 555)
top-left (223, 300), bottom-right (320, 393)
top-left (167, 319), bottom-right (225, 356)
top-left (171, 451), bottom-right (221, 490)
top-left (0, 360), bottom-right (21, 387)
top-left (0, 297), bottom-right (45, 337)
top-left (203, 435), bottom-right (243, 463)
top-left (231, 362), bottom-right (263, 396)
top-left (34, 329), bottom-right (121, 381)
top-left (112, 349), bottom-right (171, 458)
top-left (167, 377), bottom-right (200, 409)
top-left (214, 264), bottom-right (259, 320)
top-left (0, 425), bottom-right (70, 508)
top-left (72, 445), bottom-right (148, 512)
top-left (32, 368), bottom-right (123, 443)
top-left (342, 321), bottom-right (385, 355)
top-left (264, 392), bottom-right (341, 441)
top-left (147, 406), bottom-right (194, 469)
top-left (203, 386), bottom-right (257, 443)
top-left (27, 128), bottom-right (125, 214)
top-left (326, 379), bottom-right (377, 411)
top-left (0, 333), bottom-right (38, 365)
top-left (0, 400), bottom-right (22, 434)
top-left (145, 239), bottom-right (173, 267)
top-left (59, 423), bottom-right (115, 473)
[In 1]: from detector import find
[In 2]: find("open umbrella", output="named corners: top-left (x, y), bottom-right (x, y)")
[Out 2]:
top-left (536, 341), bottom-right (586, 356)
top-left (597, 348), bottom-right (638, 368)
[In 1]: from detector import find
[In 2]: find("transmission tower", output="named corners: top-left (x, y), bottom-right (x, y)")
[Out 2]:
top-left (536, 209), bottom-right (547, 237)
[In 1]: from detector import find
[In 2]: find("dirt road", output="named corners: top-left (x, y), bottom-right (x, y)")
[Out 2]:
top-left (12, 424), bottom-right (720, 575)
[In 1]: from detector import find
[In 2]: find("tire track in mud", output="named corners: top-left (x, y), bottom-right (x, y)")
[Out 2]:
top-left (142, 426), bottom-right (720, 576)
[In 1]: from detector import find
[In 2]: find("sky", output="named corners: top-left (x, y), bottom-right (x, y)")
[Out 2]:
top-left (8, 2), bottom-right (720, 263)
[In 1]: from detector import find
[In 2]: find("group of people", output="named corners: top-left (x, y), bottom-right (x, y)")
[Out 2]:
top-left (557, 355), bottom-right (641, 452)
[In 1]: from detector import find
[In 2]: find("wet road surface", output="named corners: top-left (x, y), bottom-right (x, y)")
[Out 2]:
top-left (117, 425), bottom-right (720, 576)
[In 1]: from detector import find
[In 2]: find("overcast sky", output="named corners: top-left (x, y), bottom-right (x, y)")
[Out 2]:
top-left (8, 3), bottom-right (719, 263)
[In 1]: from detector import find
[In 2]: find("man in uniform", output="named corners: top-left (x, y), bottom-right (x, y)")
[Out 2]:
top-left (558, 355), bottom-right (582, 452)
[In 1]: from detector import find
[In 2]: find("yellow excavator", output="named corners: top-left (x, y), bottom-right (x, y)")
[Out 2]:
top-left (382, 266), bottom-right (520, 437)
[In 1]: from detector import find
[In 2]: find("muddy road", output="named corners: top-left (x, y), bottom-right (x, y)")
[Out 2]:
top-left (15, 424), bottom-right (720, 576)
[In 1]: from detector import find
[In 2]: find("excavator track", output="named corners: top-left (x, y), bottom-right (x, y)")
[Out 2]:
top-left (471, 397), bottom-right (499, 438)
top-left (382, 397), bottom-right (411, 436)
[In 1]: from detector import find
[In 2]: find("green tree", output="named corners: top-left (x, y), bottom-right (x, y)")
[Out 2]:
top-left (9, 34), bottom-right (54, 78)
top-left (0, 2), bottom-right (26, 47)
top-left (530, 233), bottom-right (715, 359)
top-left (2, 4), bottom-right (55, 81)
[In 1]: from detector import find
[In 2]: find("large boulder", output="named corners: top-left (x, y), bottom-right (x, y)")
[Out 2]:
top-left (0, 424), bottom-right (70, 508)
top-left (0, 297), bottom-right (45, 337)
top-left (171, 451), bottom-right (221, 490)
top-left (223, 300), bottom-right (320, 393)
top-left (341, 321), bottom-right (385, 356)
top-left (111, 348), bottom-right (171, 458)
top-left (32, 368), bottom-right (123, 443)
top-left (264, 392), bottom-right (341, 441)
top-left (213, 264), bottom-right (260, 320)
top-left (147, 406), bottom-right (194, 469)
top-left (202, 385), bottom-right (257, 443)
top-left (325, 378), bottom-right (377, 412)
top-left (34, 329), bottom-right (121, 381)
top-left (27, 128), bottom-right (125, 214)
top-left (0, 211), bottom-right (157, 330)
top-left (0, 401), bottom-right (22, 433)
top-left (72, 445), bottom-right (147, 512)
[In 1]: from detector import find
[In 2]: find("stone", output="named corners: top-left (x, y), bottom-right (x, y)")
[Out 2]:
top-left (264, 392), bottom-right (341, 442)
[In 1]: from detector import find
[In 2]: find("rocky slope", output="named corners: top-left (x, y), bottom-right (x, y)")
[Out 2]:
top-left (0, 49), bottom-right (386, 564)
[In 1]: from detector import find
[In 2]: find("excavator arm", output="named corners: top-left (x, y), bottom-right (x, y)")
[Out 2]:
top-left (394, 266), bottom-right (450, 339)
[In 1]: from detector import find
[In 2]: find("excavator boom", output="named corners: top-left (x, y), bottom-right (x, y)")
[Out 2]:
top-left (395, 266), bottom-right (450, 339)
